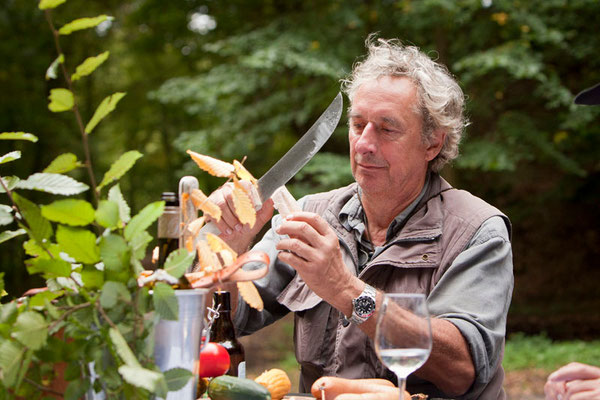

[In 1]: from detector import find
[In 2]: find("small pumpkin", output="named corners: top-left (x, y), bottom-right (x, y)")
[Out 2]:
top-left (255, 368), bottom-right (292, 400)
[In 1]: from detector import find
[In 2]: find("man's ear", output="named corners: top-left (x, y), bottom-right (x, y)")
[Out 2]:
top-left (425, 129), bottom-right (446, 162)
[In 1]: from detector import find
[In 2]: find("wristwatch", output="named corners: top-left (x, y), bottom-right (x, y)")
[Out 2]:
top-left (349, 284), bottom-right (377, 325)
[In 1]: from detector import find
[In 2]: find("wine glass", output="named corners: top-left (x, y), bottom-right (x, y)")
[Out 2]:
top-left (374, 293), bottom-right (432, 398)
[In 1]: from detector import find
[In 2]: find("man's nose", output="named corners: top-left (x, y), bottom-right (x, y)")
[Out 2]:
top-left (355, 122), bottom-right (378, 153)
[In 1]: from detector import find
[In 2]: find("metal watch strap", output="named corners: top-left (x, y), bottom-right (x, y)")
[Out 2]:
top-left (349, 284), bottom-right (377, 325)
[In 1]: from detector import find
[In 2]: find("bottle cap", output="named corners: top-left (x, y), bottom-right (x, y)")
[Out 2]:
top-left (161, 192), bottom-right (178, 206)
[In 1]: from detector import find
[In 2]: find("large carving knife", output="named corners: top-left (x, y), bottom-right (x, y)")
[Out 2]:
top-left (256, 92), bottom-right (343, 204)
top-left (202, 92), bottom-right (343, 235)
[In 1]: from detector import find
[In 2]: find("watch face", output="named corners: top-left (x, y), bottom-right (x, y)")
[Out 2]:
top-left (355, 296), bottom-right (376, 317)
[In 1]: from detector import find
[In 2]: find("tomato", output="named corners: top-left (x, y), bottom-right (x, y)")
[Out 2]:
top-left (199, 342), bottom-right (230, 378)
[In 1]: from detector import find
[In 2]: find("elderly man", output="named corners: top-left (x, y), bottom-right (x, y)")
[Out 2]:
top-left (209, 37), bottom-right (513, 399)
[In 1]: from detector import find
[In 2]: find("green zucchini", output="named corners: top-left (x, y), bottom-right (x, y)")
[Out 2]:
top-left (207, 375), bottom-right (271, 400)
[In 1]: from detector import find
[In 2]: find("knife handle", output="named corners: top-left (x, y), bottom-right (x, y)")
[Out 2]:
top-left (272, 186), bottom-right (301, 217)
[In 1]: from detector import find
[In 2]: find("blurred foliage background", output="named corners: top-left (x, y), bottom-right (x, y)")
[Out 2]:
top-left (2, 0), bottom-right (600, 339)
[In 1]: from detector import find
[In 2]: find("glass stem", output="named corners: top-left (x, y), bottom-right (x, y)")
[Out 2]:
top-left (398, 376), bottom-right (407, 399)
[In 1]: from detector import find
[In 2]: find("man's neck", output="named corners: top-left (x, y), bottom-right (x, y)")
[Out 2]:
top-left (360, 178), bottom-right (427, 246)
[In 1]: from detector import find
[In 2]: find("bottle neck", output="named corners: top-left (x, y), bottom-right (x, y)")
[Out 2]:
top-left (210, 291), bottom-right (237, 341)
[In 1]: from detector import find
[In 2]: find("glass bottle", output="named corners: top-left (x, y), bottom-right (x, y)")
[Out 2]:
top-left (209, 291), bottom-right (246, 378)
top-left (157, 191), bottom-right (180, 268)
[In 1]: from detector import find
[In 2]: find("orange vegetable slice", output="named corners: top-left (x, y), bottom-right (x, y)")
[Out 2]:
top-left (187, 150), bottom-right (234, 178)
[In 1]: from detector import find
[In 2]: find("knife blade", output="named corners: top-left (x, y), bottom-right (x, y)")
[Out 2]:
top-left (194, 92), bottom-right (343, 238)
top-left (256, 92), bottom-right (343, 202)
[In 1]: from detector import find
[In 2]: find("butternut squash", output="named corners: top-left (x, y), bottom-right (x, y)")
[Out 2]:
top-left (254, 368), bottom-right (292, 400)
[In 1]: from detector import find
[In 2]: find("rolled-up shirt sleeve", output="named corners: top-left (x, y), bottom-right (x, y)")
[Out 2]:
top-left (426, 216), bottom-right (513, 395)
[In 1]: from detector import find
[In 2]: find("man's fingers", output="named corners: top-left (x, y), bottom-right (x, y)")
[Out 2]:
top-left (550, 363), bottom-right (600, 382)
top-left (277, 219), bottom-right (319, 241)
top-left (276, 237), bottom-right (313, 261)
top-left (283, 211), bottom-right (332, 236)
top-left (565, 378), bottom-right (600, 400)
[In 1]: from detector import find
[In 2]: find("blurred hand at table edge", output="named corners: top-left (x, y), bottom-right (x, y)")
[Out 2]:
top-left (310, 376), bottom-right (412, 400)
top-left (544, 362), bottom-right (600, 400)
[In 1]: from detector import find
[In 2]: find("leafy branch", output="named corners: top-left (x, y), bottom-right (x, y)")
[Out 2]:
top-left (43, 9), bottom-right (99, 206)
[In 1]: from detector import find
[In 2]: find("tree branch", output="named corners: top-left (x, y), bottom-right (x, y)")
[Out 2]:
top-left (43, 9), bottom-right (99, 206)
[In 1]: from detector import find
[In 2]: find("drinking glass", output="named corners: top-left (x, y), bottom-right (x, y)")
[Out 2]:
top-left (374, 293), bottom-right (432, 398)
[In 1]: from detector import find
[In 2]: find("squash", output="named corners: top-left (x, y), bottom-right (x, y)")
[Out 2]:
top-left (208, 375), bottom-right (271, 400)
top-left (255, 368), bottom-right (292, 400)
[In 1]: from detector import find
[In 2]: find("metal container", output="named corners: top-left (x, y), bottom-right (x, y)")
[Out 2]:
top-left (154, 288), bottom-right (208, 399)
top-left (86, 289), bottom-right (208, 400)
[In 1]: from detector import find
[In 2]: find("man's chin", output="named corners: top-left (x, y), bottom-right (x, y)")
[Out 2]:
top-left (355, 177), bottom-right (387, 195)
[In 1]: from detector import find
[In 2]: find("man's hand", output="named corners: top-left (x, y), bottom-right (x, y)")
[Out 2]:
top-left (207, 181), bottom-right (274, 254)
top-left (545, 362), bottom-right (600, 400)
top-left (275, 212), bottom-right (355, 310)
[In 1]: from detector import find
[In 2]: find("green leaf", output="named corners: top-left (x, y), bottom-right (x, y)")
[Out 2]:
top-left (64, 379), bottom-right (90, 400)
top-left (41, 199), bottom-right (95, 226)
top-left (29, 290), bottom-right (63, 308)
top-left (97, 150), bottom-right (142, 191)
top-left (15, 172), bottom-right (89, 195)
top-left (58, 15), bottom-right (113, 35)
top-left (0, 151), bottom-right (21, 164)
top-left (95, 200), bottom-right (119, 228)
top-left (0, 204), bottom-right (13, 226)
top-left (48, 88), bottom-right (74, 112)
top-left (0, 340), bottom-right (25, 387)
top-left (100, 281), bottom-right (131, 309)
top-left (15, 348), bottom-right (33, 390)
top-left (163, 249), bottom-right (195, 279)
top-left (129, 231), bottom-right (153, 260)
top-left (80, 266), bottom-right (103, 289)
top-left (164, 367), bottom-right (194, 392)
top-left (26, 258), bottom-right (72, 278)
top-left (0, 302), bottom-right (18, 330)
top-left (43, 153), bottom-right (81, 174)
top-left (153, 282), bottom-right (178, 321)
top-left (85, 92), bottom-right (126, 134)
top-left (13, 193), bottom-right (53, 243)
top-left (118, 364), bottom-right (167, 395)
top-left (39, 0), bottom-right (67, 10)
top-left (56, 225), bottom-right (100, 264)
top-left (0, 176), bottom-right (20, 193)
top-left (99, 234), bottom-right (130, 271)
top-left (0, 229), bottom-right (26, 244)
top-left (108, 184), bottom-right (131, 224)
top-left (11, 311), bottom-right (48, 350)
top-left (124, 201), bottom-right (163, 242)
top-left (0, 132), bottom-right (38, 142)
top-left (45, 54), bottom-right (64, 80)
top-left (23, 239), bottom-right (60, 259)
top-left (108, 327), bottom-right (140, 367)
top-left (0, 272), bottom-right (4, 298)
top-left (72, 51), bottom-right (109, 81)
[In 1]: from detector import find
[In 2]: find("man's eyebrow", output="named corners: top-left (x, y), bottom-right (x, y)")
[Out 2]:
top-left (382, 116), bottom-right (403, 129)
top-left (347, 111), bottom-right (362, 119)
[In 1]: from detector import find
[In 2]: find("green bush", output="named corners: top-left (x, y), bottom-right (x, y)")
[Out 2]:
top-left (504, 333), bottom-right (600, 371)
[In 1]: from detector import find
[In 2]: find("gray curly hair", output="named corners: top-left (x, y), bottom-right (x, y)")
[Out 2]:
top-left (341, 36), bottom-right (467, 172)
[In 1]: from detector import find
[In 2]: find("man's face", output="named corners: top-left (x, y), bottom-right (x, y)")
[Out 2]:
top-left (348, 76), bottom-right (439, 201)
